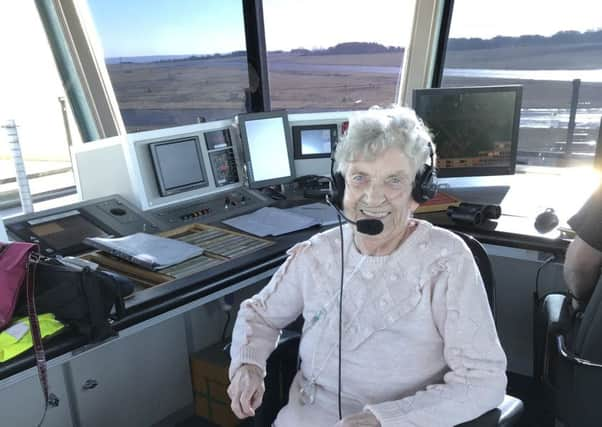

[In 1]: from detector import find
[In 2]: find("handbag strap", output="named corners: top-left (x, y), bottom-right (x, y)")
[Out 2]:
top-left (26, 253), bottom-right (59, 426)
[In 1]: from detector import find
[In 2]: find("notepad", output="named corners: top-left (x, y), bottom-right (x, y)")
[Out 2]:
top-left (286, 203), bottom-right (340, 227)
top-left (83, 232), bottom-right (204, 271)
top-left (222, 207), bottom-right (318, 237)
top-left (222, 203), bottom-right (340, 237)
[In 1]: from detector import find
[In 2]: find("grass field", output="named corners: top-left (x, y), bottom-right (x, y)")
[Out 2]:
top-left (106, 45), bottom-right (602, 136)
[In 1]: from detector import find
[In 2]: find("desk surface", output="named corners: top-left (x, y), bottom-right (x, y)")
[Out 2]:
top-left (439, 171), bottom-right (598, 222)
top-left (1, 172), bottom-right (591, 379)
top-left (416, 210), bottom-right (568, 254)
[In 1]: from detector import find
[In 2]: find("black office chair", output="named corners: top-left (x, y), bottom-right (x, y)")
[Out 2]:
top-left (254, 231), bottom-right (523, 427)
top-left (452, 231), bottom-right (523, 426)
top-left (453, 231), bottom-right (496, 322)
top-left (534, 281), bottom-right (602, 427)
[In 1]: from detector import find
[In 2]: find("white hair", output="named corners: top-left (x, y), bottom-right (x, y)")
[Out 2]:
top-left (334, 105), bottom-right (435, 178)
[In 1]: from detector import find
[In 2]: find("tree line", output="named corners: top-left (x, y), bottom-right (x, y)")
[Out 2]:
top-left (447, 29), bottom-right (602, 50)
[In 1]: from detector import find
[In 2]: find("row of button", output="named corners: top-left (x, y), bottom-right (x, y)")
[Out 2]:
top-left (180, 208), bottom-right (211, 221)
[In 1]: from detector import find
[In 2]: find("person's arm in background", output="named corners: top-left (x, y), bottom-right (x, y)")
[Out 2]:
top-left (564, 236), bottom-right (602, 302)
top-left (565, 183), bottom-right (602, 304)
top-left (364, 250), bottom-right (507, 427)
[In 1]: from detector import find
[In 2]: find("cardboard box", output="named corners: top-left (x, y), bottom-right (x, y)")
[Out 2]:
top-left (190, 343), bottom-right (240, 427)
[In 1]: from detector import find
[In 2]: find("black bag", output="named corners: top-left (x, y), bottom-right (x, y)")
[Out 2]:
top-left (16, 256), bottom-right (134, 342)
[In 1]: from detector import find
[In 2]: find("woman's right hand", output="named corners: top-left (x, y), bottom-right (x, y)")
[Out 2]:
top-left (227, 364), bottom-right (266, 419)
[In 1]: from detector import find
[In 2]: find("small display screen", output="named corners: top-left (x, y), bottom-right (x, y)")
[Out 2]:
top-left (29, 211), bottom-right (109, 251)
top-left (242, 115), bottom-right (293, 184)
top-left (209, 148), bottom-right (239, 186)
top-left (301, 129), bottom-right (332, 155)
top-left (204, 129), bottom-right (232, 150)
top-left (292, 124), bottom-right (337, 159)
top-left (149, 137), bottom-right (208, 196)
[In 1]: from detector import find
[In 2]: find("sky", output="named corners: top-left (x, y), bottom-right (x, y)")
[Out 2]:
top-left (0, 1), bottom-right (74, 159)
top-left (449, 0), bottom-right (602, 39)
top-left (85, 0), bottom-right (602, 58)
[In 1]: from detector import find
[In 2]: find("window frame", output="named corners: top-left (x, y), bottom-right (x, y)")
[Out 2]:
top-left (36, 0), bottom-right (124, 141)
top-left (428, 0), bottom-right (602, 170)
top-left (398, 0), bottom-right (449, 106)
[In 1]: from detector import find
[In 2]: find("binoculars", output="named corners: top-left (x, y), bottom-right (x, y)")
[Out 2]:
top-left (447, 202), bottom-right (501, 225)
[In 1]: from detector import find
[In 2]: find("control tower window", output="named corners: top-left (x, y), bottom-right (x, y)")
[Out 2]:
top-left (263, 0), bottom-right (417, 113)
top-left (87, 0), bottom-right (249, 133)
top-left (435, 0), bottom-right (602, 169)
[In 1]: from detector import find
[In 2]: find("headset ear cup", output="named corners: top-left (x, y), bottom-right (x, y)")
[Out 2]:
top-left (331, 172), bottom-right (345, 209)
top-left (412, 165), bottom-right (437, 203)
top-left (412, 170), bottom-right (426, 203)
top-left (412, 142), bottom-right (438, 203)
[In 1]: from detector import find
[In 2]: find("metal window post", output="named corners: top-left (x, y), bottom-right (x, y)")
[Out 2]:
top-left (565, 78), bottom-right (581, 158)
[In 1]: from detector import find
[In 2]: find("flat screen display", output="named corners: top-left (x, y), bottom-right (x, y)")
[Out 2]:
top-left (149, 137), bottom-right (208, 196)
top-left (29, 210), bottom-right (109, 251)
top-left (413, 85), bottom-right (522, 178)
top-left (238, 111), bottom-right (295, 188)
top-left (292, 124), bottom-right (338, 159)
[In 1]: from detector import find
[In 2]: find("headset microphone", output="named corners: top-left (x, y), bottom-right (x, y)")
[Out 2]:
top-left (325, 196), bottom-right (384, 236)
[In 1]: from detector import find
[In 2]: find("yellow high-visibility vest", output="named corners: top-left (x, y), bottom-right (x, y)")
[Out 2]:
top-left (0, 313), bottom-right (64, 362)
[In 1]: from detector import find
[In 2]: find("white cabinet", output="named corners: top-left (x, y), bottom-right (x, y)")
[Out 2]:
top-left (0, 363), bottom-right (74, 427)
top-left (68, 316), bottom-right (193, 427)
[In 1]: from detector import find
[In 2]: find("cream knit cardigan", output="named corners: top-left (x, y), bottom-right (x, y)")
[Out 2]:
top-left (229, 220), bottom-right (507, 427)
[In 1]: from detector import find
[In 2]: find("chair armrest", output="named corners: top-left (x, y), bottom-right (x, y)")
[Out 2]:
top-left (542, 294), bottom-right (565, 328)
top-left (556, 335), bottom-right (602, 369)
top-left (535, 294), bottom-right (566, 381)
top-left (456, 395), bottom-right (523, 427)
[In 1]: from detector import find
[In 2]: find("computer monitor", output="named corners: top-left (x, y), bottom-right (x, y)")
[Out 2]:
top-left (148, 136), bottom-right (209, 197)
top-left (292, 124), bottom-right (338, 159)
top-left (413, 85), bottom-right (522, 178)
top-left (237, 110), bottom-right (295, 188)
top-left (8, 209), bottom-right (112, 255)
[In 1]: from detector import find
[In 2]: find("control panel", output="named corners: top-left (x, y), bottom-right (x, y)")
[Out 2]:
top-left (5, 195), bottom-right (161, 256)
top-left (148, 187), bottom-right (271, 228)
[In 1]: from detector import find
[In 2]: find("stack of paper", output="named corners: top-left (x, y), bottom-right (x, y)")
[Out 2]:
top-left (84, 232), bottom-right (204, 271)
top-left (222, 203), bottom-right (340, 237)
top-left (286, 203), bottom-right (341, 227)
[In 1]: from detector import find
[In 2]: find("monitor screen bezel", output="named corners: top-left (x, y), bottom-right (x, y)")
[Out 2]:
top-left (412, 85), bottom-right (522, 178)
top-left (148, 136), bottom-right (209, 197)
top-left (237, 110), bottom-right (296, 188)
top-left (292, 124), bottom-right (338, 159)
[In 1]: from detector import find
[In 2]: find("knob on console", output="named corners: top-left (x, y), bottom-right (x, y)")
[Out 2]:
top-left (110, 208), bottom-right (127, 216)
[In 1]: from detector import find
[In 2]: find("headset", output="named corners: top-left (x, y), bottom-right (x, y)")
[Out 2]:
top-left (329, 141), bottom-right (438, 209)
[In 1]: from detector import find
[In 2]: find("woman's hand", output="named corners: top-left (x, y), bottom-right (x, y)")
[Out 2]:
top-left (334, 411), bottom-right (381, 427)
top-left (227, 364), bottom-right (265, 419)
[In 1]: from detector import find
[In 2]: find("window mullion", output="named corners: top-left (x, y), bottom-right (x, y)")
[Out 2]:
top-left (243, 0), bottom-right (271, 112)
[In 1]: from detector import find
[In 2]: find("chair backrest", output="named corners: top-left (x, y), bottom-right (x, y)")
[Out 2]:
top-left (452, 231), bottom-right (496, 321)
top-left (536, 275), bottom-right (602, 426)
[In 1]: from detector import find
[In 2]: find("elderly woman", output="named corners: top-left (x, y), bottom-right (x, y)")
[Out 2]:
top-left (227, 106), bottom-right (507, 427)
